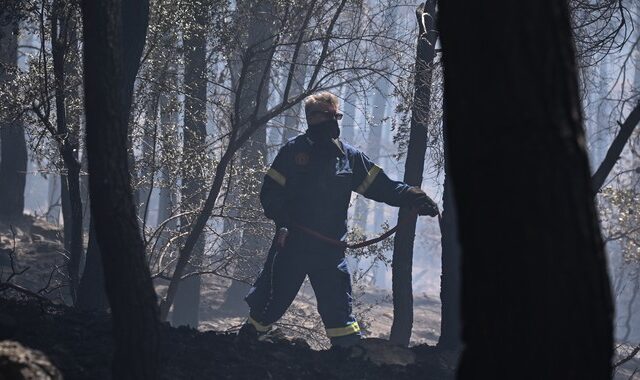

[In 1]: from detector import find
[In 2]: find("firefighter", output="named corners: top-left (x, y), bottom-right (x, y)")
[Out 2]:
top-left (239, 91), bottom-right (438, 347)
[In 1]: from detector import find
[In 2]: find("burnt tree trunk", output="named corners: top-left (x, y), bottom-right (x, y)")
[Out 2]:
top-left (389, 1), bottom-right (437, 347)
top-left (80, 0), bottom-right (159, 378)
top-left (52, 0), bottom-right (83, 301)
top-left (171, 2), bottom-right (207, 328)
top-left (0, 18), bottom-right (27, 221)
top-left (76, 219), bottom-right (108, 311)
top-left (437, 144), bottom-right (462, 349)
top-left (439, 1), bottom-right (613, 378)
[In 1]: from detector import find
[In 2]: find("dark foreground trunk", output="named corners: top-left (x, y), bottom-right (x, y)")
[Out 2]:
top-left (437, 151), bottom-right (461, 350)
top-left (439, 1), bottom-right (613, 378)
top-left (80, 0), bottom-right (159, 378)
top-left (76, 220), bottom-right (108, 312)
top-left (390, 1), bottom-right (438, 347)
top-left (0, 19), bottom-right (27, 221)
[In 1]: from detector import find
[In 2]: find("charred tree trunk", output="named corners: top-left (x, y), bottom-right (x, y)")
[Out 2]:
top-left (0, 19), bottom-right (27, 221)
top-left (51, 0), bottom-right (83, 302)
top-left (80, 0), bottom-right (159, 378)
top-left (389, 1), bottom-right (437, 346)
top-left (439, 1), bottom-right (613, 378)
top-left (171, 3), bottom-right (207, 328)
top-left (437, 119), bottom-right (462, 350)
top-left (76, 219), bottom-right (108, 311)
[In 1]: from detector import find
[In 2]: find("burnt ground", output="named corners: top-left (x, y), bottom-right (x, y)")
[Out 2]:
top-left (0, 296), bottom-right (455, 380)
top-left (3, 218), bottom-right (639, 378)
top-left (0, 215), bottom-right (457, 379)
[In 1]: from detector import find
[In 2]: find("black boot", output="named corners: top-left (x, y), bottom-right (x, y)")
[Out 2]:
top-left (235, 321), bottom-right (258, 345)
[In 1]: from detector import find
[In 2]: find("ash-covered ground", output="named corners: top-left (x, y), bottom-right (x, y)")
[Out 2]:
top-left (0, 216), bottom-right (455, 379)
top-left (1, 216), bottom-right (638, 379)
top-left (0, 297), bottom-right (455, 379)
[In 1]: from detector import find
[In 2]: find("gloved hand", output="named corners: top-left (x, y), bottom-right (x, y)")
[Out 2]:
top-left (276, 227), bottom-right (289, 249)
top-left (273, 207), bottom-right (291, 248)
top-left (405, 187), bottom-right (439, 217)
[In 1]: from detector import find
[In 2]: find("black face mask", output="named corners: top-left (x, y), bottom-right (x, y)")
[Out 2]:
top-left (307, 118), bottom-right (340, 142)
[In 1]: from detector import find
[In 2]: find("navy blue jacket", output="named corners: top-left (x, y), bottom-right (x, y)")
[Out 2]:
top-left (260, 133), bottom-right (412, 246)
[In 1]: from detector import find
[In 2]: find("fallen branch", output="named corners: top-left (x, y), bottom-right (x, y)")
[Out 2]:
top-left (0, 282), bottom-right (51, 302)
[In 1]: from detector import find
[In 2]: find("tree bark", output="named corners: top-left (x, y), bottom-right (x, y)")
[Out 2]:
top-left (439, 1), bottom-right (613, 378)
top-left (51, 0), bottom-right (83, 302)
top-left (76, 219), bottom-right (108, 312)
top-left (80, 0), bottom-right (159, 378)
top-left (0, 18), bottom-right (27, 221)
top-left (437, 119), bottom-right (462, 350)
top-left (389, 1), bottom-right (437, 347)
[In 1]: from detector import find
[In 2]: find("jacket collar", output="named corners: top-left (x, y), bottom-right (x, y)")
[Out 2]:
top-left (304, 132), bottom-right (345, 157)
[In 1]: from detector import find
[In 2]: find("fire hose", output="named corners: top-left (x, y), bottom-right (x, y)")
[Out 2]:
top-left (279, 207), bottom-right (442, 250)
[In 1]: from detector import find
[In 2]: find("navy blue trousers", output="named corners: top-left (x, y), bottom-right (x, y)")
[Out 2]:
top-left (244, 239), bottom-right (360, 341)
